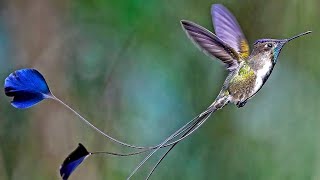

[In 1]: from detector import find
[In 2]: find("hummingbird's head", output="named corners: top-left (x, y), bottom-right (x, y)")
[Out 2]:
top-left (252, 31), bottom-right (312, 64)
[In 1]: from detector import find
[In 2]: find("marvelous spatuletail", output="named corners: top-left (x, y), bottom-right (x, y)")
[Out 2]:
top-left (4, 3), bottom-right (312, 180)
top-left (126, 4), bottom-right (312, 179)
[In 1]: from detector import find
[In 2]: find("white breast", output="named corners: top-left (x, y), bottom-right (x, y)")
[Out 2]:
top-left (253, 60), bottom-right (273, 93)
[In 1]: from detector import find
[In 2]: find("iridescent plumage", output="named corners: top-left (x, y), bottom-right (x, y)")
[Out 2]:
top-left (60, 143), bottom-right (91, 180)
top-left (4, 68), bottom-right (52, 108)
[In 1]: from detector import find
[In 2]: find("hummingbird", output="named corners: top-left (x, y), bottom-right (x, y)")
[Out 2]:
top-left (126, 4), bottom-right (312, 179)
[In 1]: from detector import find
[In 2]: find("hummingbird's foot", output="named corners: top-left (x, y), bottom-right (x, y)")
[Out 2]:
top-left (236, 100), bottom-right (247, 108)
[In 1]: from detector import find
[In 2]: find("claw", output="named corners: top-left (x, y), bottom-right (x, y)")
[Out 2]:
top-left (236, 100), bottom-right (247, 108)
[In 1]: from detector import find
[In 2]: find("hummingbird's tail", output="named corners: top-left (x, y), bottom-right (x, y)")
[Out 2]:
top-left (127, 95), bottom-right (230, 180)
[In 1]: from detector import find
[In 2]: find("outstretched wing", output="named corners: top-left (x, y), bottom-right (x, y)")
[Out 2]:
top-left (212, 4), bottom-right (250, 59)
top-left (181, 20), bottom-right (240, 71)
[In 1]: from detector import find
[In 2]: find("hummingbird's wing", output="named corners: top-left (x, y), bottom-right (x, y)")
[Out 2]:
top-left (181, 20), bottom-right (240, 71)
top-left (212, 4), bottom-right (250, 59)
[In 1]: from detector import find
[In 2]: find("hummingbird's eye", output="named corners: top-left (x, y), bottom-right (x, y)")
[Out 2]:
top-left (267, 43), bottom-right (273, 48)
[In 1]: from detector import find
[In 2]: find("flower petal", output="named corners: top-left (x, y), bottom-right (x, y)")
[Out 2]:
top-left (4, 68), bottom-right (52, 109)
top-left (60, 143), bottom-right (91, 180)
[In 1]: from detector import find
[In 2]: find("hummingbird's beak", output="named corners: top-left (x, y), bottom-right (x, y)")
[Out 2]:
top-left (272, 31), bottom-right (312, 62)
top-left (286, 31), bottom-right (312, 42)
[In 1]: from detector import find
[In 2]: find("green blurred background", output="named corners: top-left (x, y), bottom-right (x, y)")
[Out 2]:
top-left (0, 0), bottom-right (319, 179)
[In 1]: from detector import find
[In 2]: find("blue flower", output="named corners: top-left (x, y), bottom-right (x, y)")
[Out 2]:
top-left (4, 68), bottom-right (52, 109)
top-left (60, 143), bottom-right (91, 180)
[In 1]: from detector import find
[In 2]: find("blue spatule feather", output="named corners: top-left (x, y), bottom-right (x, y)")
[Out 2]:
top-left (4, 68), bottom-right (151, 149)
top-left (60, 143), bottom-right (91, 180)
top-left (4, 68), bottom-right (52, 109)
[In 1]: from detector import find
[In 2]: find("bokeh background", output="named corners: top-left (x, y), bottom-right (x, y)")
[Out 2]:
top-left (0, 0), bottom-right (319, 179)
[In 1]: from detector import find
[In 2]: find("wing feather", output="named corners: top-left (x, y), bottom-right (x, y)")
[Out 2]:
top-left (212, 4), bottom-right (250, 59)
top-left (181, 20), bottom-right (240, 71)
